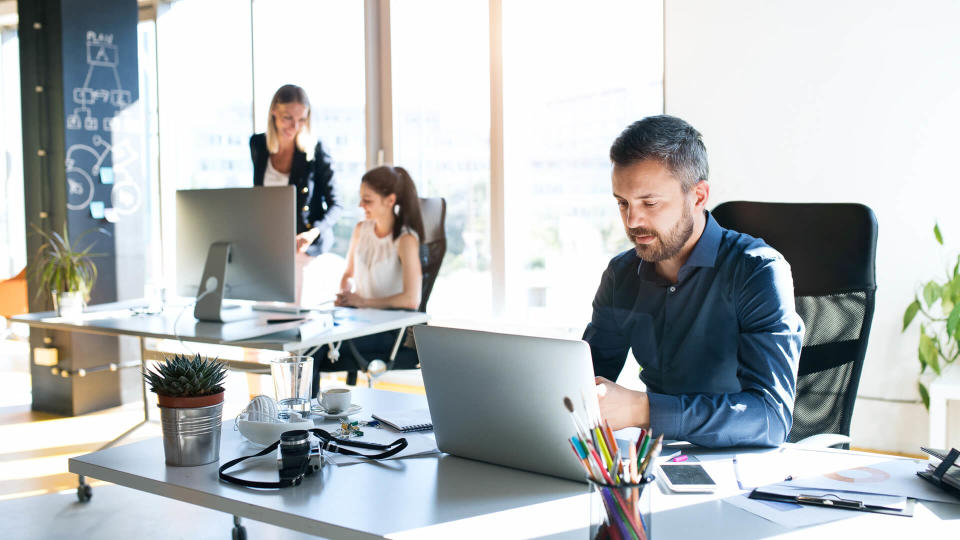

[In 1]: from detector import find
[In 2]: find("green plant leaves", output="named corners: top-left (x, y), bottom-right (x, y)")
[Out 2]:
top-left (934, 223), bottom-right (943, 245)
top-left (919, 331), bottom-right (940, 376)
top-left (918, 381), bottom-right (930, 410)
top-left (903, 299), bottom-right (921, 331)
top-left (948, 303), bottom-right (960, 339)
top-left (142, 353), bottom-right (227, 398)
top-left (30, 224), bottom-right (101, 300)
top-left (923, 281), bottom-right (942, 307)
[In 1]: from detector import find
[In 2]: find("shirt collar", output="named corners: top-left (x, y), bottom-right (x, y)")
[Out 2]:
top-left (636, 210), bottom-right (723, 282)
top-left (685, 210), bottom-right (722, 269)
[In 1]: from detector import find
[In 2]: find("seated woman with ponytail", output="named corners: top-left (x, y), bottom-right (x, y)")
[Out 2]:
top-left (312, 166), bottom-right (424, 396)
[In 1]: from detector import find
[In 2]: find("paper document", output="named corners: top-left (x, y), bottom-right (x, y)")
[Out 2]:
top-left (773, 456), bottom-right (958, 504)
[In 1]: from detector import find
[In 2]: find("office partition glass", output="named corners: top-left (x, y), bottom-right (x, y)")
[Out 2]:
top-left (502, 0), bottom-right (663, 333)
top-left (251, 0), bottom-right (366, 259)
top-left (0, 28), bottom-right (24, 280)
top-left (392, 0), bottom-right (492, 320)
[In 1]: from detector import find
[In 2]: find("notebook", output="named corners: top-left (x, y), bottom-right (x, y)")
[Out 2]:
top-left (372, 408), bottom-right (433, 433)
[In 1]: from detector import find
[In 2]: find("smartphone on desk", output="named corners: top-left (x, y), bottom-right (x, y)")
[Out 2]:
top-left (658, 463), bottom-right (718, 493)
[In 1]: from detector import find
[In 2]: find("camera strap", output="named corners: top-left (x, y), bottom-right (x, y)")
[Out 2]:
top-left (218, 428), bottom-right (408, 489)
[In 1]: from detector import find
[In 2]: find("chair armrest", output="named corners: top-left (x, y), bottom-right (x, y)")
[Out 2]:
top-left (794, 433), bottom-right (851, 448)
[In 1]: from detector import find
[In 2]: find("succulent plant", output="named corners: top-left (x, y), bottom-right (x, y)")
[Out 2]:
top-left (143, 353), bottom-right (227, 398)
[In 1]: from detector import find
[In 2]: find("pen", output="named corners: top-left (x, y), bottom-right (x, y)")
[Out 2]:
top-left (638, 435), bottom-right (664, 477)
top-left (595, 426), bottom-right (614, 472)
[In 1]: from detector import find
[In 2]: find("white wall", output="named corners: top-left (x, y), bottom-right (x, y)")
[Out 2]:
top-left (665, 0), bottom-right (960, 453)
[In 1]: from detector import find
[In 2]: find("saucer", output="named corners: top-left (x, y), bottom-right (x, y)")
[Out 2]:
top-left (311, 403), bottom-right (363, 419)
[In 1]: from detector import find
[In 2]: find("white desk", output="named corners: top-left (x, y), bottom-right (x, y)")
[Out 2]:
top-left (69, 388), bottom-right (960, 539)
top-left (10, 300), bottom-right (429, 353)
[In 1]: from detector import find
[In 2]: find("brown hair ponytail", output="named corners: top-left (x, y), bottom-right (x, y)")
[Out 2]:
top-left (361, 166), bottom-right (425, 241)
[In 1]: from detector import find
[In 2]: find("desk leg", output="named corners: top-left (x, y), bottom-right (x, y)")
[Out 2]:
top-left (140, 336), bottom-right (150, 422)
top-left (75, 337), bottom-right (152, 502)
top-left (232, 515), bottom-right (247, 540)
top-left (388, 326), bottom-right (407, 362)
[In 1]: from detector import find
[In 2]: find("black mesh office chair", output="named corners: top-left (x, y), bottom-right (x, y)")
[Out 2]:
top-left (344, 197), bottom-right (447, 386)
top-left (712, 202), bottom-right (877, 448)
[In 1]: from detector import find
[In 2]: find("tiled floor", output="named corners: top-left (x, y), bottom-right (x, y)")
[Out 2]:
top-left (0, 337), bottom-right (423, 539)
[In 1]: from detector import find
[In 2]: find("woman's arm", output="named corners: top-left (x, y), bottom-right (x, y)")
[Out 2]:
top-left (338, 223), bottom-right (360, 293)
top-left (307, 141), bottom-right (342, 236)
top-left (337, 234), bottom-right (422, 310)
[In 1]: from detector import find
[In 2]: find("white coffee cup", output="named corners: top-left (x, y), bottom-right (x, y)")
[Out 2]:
top-left (321, 388), bottom-right (352, 413)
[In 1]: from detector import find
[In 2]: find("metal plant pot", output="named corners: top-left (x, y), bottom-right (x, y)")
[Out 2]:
top-left (159, 402), bottom-right (224, 466)
top-left (53, 290), bottom-right (84, 318)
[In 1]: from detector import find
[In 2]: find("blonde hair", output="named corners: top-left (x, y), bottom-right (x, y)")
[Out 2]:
top-left (265, 84), bottom-right (314, 154)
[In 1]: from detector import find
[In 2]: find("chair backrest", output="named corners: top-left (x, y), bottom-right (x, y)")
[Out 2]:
top-left (711, 201), bottom-right (878, 444)
top-left (417, 197), bottom-right (447, 313)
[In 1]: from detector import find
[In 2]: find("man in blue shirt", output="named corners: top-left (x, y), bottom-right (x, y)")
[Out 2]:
top-left (586, 116), bottom-right (804, 448)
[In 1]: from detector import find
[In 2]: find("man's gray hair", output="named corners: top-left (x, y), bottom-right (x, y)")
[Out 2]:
top-left (609, 115), bottom-right (709, 192)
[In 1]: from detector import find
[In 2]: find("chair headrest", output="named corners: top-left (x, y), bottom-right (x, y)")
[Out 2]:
top-left (419, 197), bottom-right (446, 244)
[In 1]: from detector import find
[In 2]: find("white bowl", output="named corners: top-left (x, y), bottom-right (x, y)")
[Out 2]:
top-left (236, 413), bottom-right (313, 446)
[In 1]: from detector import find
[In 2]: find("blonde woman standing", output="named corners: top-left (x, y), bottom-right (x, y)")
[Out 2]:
top-left (250, 84), bottom-right (341, 303)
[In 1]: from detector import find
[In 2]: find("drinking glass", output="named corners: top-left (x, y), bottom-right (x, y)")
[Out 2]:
top-left (270, 356), bottom-right (314, 419)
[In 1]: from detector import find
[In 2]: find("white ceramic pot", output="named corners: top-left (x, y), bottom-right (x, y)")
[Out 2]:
top-left (53, 290), bottom-right (85, 318)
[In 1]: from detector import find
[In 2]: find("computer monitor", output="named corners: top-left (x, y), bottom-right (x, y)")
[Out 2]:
top-left (176, 187), bottom-right (296, 322)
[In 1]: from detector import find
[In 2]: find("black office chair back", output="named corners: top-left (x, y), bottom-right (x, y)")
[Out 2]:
top-left (711, 202), bottom-right (878, 444)
top-left (417, 197), bottom-right (447, 312)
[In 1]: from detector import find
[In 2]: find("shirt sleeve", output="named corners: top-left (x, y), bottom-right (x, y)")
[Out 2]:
top-left (647, 254), bottom-right (803, 447)
top-left (583, 260), bottom-right (631, 381)
top-left (309, 141), bottom-right (342, 237)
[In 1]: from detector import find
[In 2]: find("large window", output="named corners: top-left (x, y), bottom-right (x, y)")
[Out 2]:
top-left (501, 0), bottom-right (663, 333)
top-left (251, 0), bottom-right (366, 257)
top-left (0, 27), bottom-right (23, 280)
top-left (391, 0), bottom-right (492, 320)
top-left (156, 0), bottom-right (254, 285)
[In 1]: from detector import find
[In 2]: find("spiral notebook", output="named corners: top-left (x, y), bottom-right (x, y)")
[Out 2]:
top-left (372, 408), bottom-right (433, 433)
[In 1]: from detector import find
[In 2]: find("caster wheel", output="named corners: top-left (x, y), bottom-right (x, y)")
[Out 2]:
top-left (231, 526), bottom-right (247, 540)
top-left (77, 483), bottom-right (92, 502)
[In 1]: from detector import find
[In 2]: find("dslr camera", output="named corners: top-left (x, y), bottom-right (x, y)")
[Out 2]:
top-left (277, 430), bottom-right (321, 486)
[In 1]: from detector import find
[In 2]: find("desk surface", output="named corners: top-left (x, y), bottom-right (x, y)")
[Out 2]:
top-left (69, 388), bottom-right (960, 539)
top-left (11, 300), bottom-right (428, 352)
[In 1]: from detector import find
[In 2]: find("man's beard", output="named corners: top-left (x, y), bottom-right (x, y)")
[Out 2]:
top-left (627, 203), bottom-right (694, 262)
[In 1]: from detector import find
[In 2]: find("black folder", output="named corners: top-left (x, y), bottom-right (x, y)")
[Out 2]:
top-left (917, 447), bottom-right (960, 499)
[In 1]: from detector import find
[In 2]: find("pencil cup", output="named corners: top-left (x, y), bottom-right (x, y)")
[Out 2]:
top-left (587, 476), bottom-right (654, 540)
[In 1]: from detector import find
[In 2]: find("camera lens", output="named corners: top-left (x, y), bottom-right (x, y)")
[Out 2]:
top-left (278, 430), bottom-right (312, 486)
top-left (280, 429), bottom-right (309, 446)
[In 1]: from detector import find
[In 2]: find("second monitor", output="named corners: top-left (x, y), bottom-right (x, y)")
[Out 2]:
top-left (176, 186), bottom-right (296, 322)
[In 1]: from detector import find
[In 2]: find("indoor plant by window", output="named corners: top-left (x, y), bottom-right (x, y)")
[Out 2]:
top-left (143, 353), bottom-right (228, 466)
top-left (902, 223), bottom-right (960, 409)
top-left (31, 225), bottom-right (100, 318)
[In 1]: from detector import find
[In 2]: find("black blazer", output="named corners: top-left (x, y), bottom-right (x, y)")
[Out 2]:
top-left (250, 133), bottom-right (342, 256)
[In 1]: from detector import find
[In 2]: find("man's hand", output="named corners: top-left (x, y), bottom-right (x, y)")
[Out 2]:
top-left (296, 229), bottom-right (321, 253)
top-left (594, 376), bottom-right (650, 431)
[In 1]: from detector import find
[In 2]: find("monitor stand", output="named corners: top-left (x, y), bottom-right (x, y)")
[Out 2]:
top-left (194, 242), bottom-right (257, 323)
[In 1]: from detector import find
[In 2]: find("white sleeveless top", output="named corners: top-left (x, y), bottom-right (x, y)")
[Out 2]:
top-left (263, 158), bottom-right (290, 187)
top-left (353, 220), bottom-right (419, 300)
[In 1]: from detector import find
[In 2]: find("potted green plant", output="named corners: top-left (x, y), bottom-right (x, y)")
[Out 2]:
top-left (143, 353), bottom-right (228, 466)
top-left (902, 223), bottom-right (960, 409)
top-left (31, 225), bottom-right (99, 318)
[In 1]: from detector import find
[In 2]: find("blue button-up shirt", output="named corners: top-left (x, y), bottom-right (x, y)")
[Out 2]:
top-left (583, 211), bottom-right (804, 447)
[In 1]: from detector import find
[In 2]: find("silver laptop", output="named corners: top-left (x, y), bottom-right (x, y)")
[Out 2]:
top-left (414, 326), bottom-right (598, 482)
